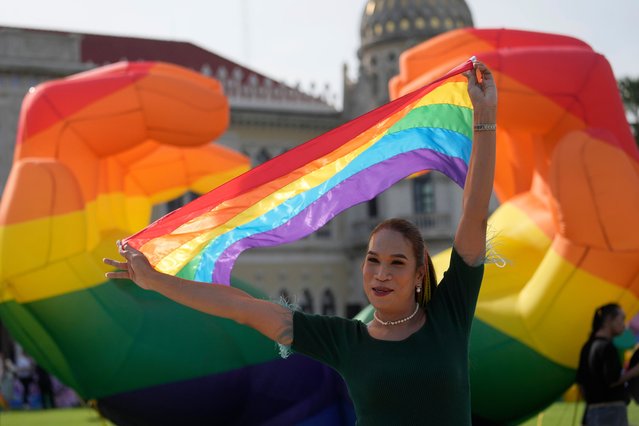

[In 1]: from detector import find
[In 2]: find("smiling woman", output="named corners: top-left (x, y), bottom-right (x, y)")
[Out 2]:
top-left (291, 218), bottom-right (485, 424)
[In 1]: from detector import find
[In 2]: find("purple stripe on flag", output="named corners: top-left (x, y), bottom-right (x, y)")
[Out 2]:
top-left (211, 149), bottom-right (468, 283)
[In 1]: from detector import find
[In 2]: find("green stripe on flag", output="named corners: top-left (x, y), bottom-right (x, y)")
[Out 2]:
top-left (387, 104), bottom-right (473, 140)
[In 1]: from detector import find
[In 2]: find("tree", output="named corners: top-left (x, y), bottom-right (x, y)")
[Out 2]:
top-left (618, 77), bottom-right (639, 147)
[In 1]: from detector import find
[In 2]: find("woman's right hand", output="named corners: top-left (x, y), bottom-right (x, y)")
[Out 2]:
top-left (103, 242), bottom-right (157, 290)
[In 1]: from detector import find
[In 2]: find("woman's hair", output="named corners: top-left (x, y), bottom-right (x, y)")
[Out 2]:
top-left (590, 303), bottom-right (622, 337)
top-left (370, 218), bottom-right (437, 307)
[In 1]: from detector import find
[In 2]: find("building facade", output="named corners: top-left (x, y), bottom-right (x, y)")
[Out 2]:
top-left (0, 0), bottom-right (489, 318)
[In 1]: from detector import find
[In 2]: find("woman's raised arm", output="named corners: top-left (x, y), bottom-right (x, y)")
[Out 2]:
top-left (454, 61), bottom-right (498, 265)
top-left (103, 243), bottom-right (294, 345)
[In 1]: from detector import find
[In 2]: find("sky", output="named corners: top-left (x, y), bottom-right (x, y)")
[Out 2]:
top-left (1, 0), bottom-right (637, 108)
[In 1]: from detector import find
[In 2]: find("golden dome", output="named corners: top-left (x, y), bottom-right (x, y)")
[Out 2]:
top-left (360, 0), bottom-right (473, 49)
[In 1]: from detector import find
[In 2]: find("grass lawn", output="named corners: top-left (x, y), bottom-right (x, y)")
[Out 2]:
top-left (518, 401), bottom-right (639, 426)
top-left (0, 408), bottom-right (114, 425)
top-left (1, 403), bottom-right (639, 425)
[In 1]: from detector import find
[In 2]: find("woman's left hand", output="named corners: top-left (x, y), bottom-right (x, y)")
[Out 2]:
top-left (464, 61), bottom-right (498, 112)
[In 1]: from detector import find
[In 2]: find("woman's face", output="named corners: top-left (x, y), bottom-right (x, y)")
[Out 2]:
top-left (362, 228), bottom-right (424, 312)
top-left (609, 309), bottom-right (627, 336)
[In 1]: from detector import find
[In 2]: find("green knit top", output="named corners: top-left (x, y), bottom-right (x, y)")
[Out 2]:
top-left (291, 248), bottom-right (484, 426)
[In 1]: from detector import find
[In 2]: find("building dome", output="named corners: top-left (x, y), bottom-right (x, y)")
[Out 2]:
top-left (360, 0), bottom-right (474, 51)
top-left (344, 0), bottom-right (474, 118)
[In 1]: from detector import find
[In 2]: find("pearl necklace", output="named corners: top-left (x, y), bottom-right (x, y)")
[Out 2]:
top-left (373, 303), bottom-right (420, 326)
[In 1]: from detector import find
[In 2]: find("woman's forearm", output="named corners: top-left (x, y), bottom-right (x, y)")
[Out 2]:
top-left (463, 107), bottom-right (497, 217)
top-left (454, 106), bottom-right (496, 263)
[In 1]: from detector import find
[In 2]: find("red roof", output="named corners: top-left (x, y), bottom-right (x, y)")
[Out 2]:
top-left (1, 25), bottom-right (334, 110)
top-left (81, 33), bottom-right (270, 86)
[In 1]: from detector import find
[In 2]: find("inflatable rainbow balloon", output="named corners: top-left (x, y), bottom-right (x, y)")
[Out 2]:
top-left (388, 28), bottom-right (639, 423)
top-left (0, 62), bottom-right (356, 425)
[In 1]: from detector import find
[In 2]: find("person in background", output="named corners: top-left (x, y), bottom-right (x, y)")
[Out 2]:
top-left (35, 364), bottom-right (56, 409)
top-left (0, 354), bottom-right (16, 410)
top-left (15, 352), bottom-right (34, 409)
top-left (0, 352), bottom-right (10, 410)
top-left (577, 303), bottom-right (630, 425)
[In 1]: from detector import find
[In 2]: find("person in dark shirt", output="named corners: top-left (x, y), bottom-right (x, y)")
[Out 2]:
top-left (103, 60), bottom-right (497, 425)
top-left (577, 303), bottom-right (629, 425)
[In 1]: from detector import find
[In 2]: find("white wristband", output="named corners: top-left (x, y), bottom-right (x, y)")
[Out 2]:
top-left (474, 123), bottom-right (496, 132)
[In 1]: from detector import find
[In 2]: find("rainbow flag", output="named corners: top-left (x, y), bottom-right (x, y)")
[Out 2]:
top-left (125, 59), bottom-right (475, 283)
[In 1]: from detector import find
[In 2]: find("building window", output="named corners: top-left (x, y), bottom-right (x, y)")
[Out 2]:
top-left (370, 72), bottom-right (378, 97)
top-left (165, 191), bottom-right (198, 214)
top-left (216, 66), bottom-right (228, 80)
top-left (316, 222), bottom-right (332, 239)
top-left (321, 289), bottom-right (336, 315)
top-left (366, 1), bottom-right (376, 15)
top-left (346, 303), bottom-right (363, 319)
top-left (200, 64), bottom-right (212, 76)
top-left (232, 67), bottom-right (243, 81)
top-left (413, 174), bottom-right (435, 213)
top-left (367, 198), bottom-right (379, 218)
top-left (300, 289), bottom-right (314, 313)
top-left (279, 289), bottom-right (291, 305)
top-left (255, 148), bottom-right (271, 165)
top-left (444, 18), bottom-right (454, 29)
top-left (385, 21), bottom-right (396, 34)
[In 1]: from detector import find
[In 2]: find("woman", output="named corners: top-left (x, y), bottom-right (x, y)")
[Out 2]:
top-left (104, 61), bottom-right (497, 425)
top-left (577, 304), bottom-right (630, 426)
